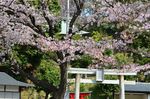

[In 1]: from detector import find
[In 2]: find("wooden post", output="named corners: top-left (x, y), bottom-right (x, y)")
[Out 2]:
top-left (75, 74), bottom-right (80, 99)
top-left (119, 75), bottom-right (125, 99)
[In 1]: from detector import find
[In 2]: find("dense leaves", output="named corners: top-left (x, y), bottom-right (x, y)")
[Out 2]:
top-left (91, 84), bottom-right (119, 99)
top-left (71, 55), bottom-right (92, 68)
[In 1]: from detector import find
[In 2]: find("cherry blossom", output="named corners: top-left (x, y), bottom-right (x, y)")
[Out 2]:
top-left (0, 0), bottom-right (150, 73)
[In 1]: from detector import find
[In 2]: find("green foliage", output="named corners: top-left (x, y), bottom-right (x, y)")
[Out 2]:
top-left (27, 0), bottom-right (60, 15)
top-left (80, 84), bottom-right (90, 92)
top-left (90, 24), bottom-right (115, 42)
top-left (138, 57), bottom-right (150, 65)
top-left (12, 45), bottom-right (42, 67)
top-left (105, 75), bottom-right (118, 80)
top-left (91, 84), bottom-right (119, 99)
top-left (133, 54), bottom-right (150, 65)
top-left (48, 0), bottom-right (61, 15)
top-left (19, 0), bottom-right (61, 18)
top-left (72, 34), bottom-right (83, 40)
top-left (101, 23), bottom-right (118, 35)
top-left (36, 59), bottom-right (60, 86)
top-left (27, 0), bottom-right (40, 8)
top-left (71, 55), bottom-right (92, 68)
top-left (54, 33), bottom-right (64, 40)
top-left (115, 53), bottom-right (133, 65)
top-left (43, 51), bottom-right (58, 61)
top-left (89, 23), bottom-right (117, 39)
top-left (133, 32), bottom-right (150, 49)
top-left (131, 32), bottom-right (150, 64)
top-left (12, 45), bottom-right (60, 87)
top-left (104, 49), bottom-right (113, 56)
top-left (137, 72), bottom-right (145, 82)
top-left (92, 31), bottom-right (103, 42)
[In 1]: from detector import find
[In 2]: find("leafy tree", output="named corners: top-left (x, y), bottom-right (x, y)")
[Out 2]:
top-left (36, 59), bottom-right (60, 87)
top-left (71, 55), bottom-right (92, 68)
top-left (91, 84), bottom-right (119, 99)
top-left (0, 0), bottom-right (150, 99)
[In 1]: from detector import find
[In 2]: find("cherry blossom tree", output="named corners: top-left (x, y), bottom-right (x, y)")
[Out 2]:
top-left (0, 0), bottom-right (150, 99)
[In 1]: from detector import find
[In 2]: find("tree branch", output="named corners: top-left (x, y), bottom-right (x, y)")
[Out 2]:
top-left (18, 0), bottom-right (27, 5)
top-left (1, 5), bottom-right (46, 36)
top-left (104, 0), bottom-right (114, 8)
top-left (68, 0), bottom-right (84, 34)
top-left (40, 0), bottom-right (54, 37)
top-left (11, 63), bottom-right (58, 93)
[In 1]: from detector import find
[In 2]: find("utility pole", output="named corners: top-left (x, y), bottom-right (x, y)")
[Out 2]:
top-left (66, 0), bottom-right (70, 34)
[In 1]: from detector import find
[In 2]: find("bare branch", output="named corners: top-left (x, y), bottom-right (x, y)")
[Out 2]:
top-left (104, 0), bottom-right (114, 7)
top-left (68, 0), bottom-right (84, 34)
top-left (40, 0), bottom-right (54, 37)
top-left (11, 63), bottom-right (58, 93)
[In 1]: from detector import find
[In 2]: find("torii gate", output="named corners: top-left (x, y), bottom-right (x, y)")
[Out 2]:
top-left (66, 68), bottom-right (136, 99)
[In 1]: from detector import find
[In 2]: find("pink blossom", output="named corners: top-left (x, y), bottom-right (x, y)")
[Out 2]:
top-left (1, 0), bottom-right (150, 73)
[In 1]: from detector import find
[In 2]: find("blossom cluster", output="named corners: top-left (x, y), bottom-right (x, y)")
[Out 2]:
top-left (80, 1), bottom-right (150, 31)
top-left (0, 0), bottom-right (150, 72)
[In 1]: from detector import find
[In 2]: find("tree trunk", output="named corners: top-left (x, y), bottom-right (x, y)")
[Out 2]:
top-left (45, 92), bottom-right (49, 99)
top-left (51, 62), bottom-right (68, 99)
top-left (52, 91), bottom-right (65, 99)
top-left (11, 56), bottom-right (68, 99)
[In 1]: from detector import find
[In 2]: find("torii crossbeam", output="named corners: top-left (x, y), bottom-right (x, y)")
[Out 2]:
top-left (67, 68), bottom-right (137, 99)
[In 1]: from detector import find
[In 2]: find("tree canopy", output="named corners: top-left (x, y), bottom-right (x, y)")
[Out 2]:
top-left (0, 0), bottom-right (150, 99)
